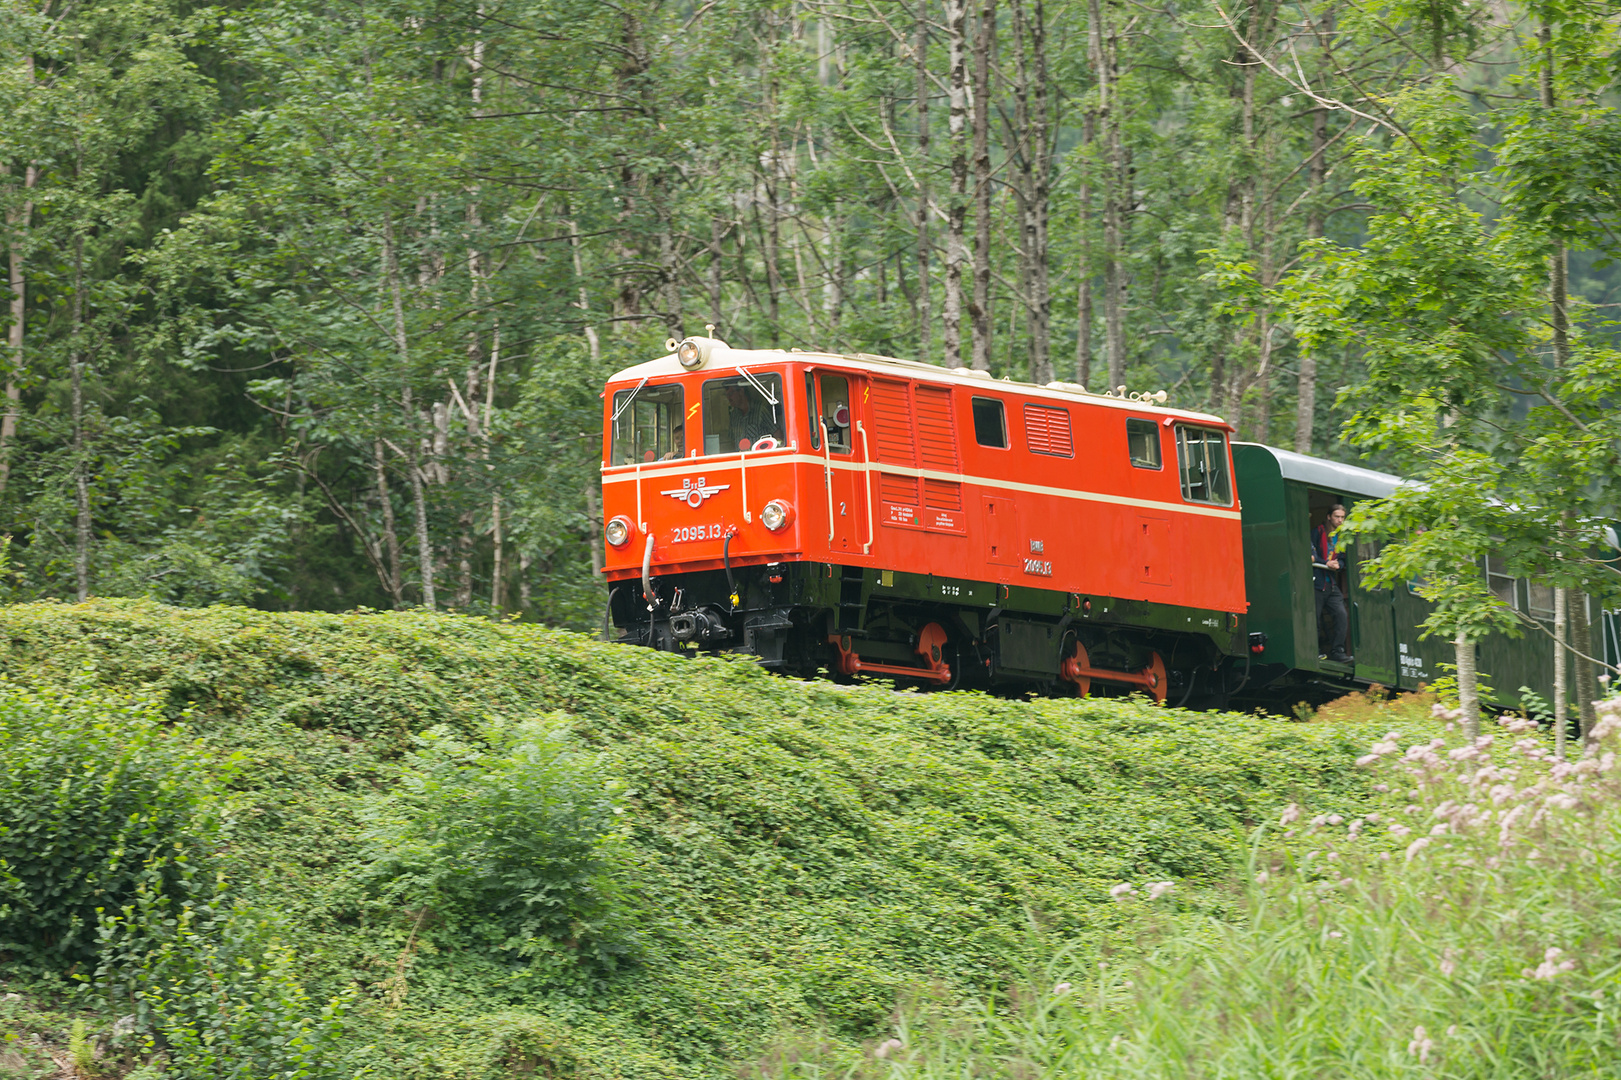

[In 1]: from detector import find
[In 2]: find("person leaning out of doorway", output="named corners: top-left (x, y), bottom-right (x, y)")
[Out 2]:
top-left (1311, 503), bottom-right (1353, 663)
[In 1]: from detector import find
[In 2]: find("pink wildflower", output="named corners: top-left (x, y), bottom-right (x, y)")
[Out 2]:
top-left (1527, 947), bottom-right (1577, 981)
top-left (1279, 803), bottom-right (1302, 826)
top-left (1405, 837), bottom-right (1432, 862)
top-left (1147, 881), bottom-right (1175, 900)
top-left (874, 1039), bottom-right (904, 1059)
top-left (1408, 1026), bottom-right (1434, 1063)
top-left (1109, 883), bottom-right (1135, 900)
top-left (1052, 982), bottom-right (1073, 995)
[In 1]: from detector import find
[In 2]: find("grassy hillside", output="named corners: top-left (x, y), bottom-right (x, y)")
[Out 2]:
top-left (0, 600), bottom-right (1406, 1079)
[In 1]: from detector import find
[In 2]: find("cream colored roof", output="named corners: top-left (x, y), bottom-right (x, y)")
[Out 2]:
top-left (607, 342), bottom-right (1230, 426)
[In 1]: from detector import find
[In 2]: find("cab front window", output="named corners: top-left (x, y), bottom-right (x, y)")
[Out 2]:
top-left (610, 382), bottom-right (687, 464)
top-left (703, 372), bottom-right (785, 453)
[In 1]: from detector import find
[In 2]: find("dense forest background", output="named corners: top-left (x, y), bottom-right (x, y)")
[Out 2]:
top-left (0, 0), bottom-right (1616, 625)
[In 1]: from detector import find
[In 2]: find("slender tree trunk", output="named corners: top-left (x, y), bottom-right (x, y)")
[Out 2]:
top-left (943, 0), bottom-right (970, 367)
top-left (71, 232), bottom-right (89, 601)
top-left (1088, 0), bottom-right (1127, 390)
top-left (374, 439), bottom-right (404, 606)
top-left (1540, 35), bottom-right (1587, 738)
top-left (968, 0), bottom-right (996, 371)
top-left (381, 212), bottom-right (435, 608)
top-left (1076, 111), bottom-right (1095, 387)
top-left (1555, 585), bottom-right (1568, 757)
top-left (1574, 593), bottom-right (1596, 742)
top-left (1456, 629), bottom-right (1479, 740)
top-left (1, 164), bottom-right (33, 499)
top-left (565, 215), bottom-right (601, 363)
top-left (1294, 21), bottom-right (1329, 453)
top-left (485, 321), bottom-right (504, 611)
top-left (1012, 0), bottom-right (1051, 384)
top-left (915, 4), bottom-right (932, 365)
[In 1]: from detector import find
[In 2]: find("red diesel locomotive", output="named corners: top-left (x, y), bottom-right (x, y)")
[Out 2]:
top-left (601, 335), bottom-right (1252, 703)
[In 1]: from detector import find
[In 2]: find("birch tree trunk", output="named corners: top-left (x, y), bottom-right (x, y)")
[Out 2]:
top-left (374, 438), bottom-right (404, 606)
top-left (1294, 17), bottom-right (1330, 453)
top-left (1012, 0), bottom-right (1051, 384)
top-left (1087, 0), bottom-right (1127, 390)
top-left (1574, 593), bottom-right (1596, 742)
top-left (71, 231), bottom-right (89, 601)
top-left (968, 0), bottom-right (996, 371)
top-left (381, 211), bottom-right (435, 608)
top-left (914, 3), bottom-right (932, 366)
top-left (1, 159), bottom-right (33, 500)
top-left (1075, 111), bottom-right (1095, 387)
top-left (943, 0), bottom-right (970, 367)
top-left (1456, 629), bottom-right (1479, 740)
top-left (1555, 585), bottom-right (1567, 758)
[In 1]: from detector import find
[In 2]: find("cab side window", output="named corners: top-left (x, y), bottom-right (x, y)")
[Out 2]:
top-left (972, 397), bottom-right (1007, 448)
top-left (1175, 426), bottom-right (1232, 504)
top-left (818, 374), bottom-right (852, 453)
top-left (1126, 418), bottom-right (1161, 469)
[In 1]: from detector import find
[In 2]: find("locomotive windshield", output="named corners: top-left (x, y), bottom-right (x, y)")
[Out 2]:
top-left (610, 381), bottom-right (687, 464)
top-left (702, 372), bottom-right (785, 453)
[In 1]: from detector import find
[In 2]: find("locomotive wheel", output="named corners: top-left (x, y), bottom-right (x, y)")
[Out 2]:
top-left (1143, 651), bottom-right (1168, 704)
top-left (1062, 637), bottom-right (1092, 697)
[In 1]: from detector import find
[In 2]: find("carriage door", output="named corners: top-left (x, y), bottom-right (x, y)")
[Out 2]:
top-left (815, 372), bottom-right (868, 554)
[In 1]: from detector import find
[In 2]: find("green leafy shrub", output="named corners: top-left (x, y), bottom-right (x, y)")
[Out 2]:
top-left (0, 682), bottom-right (218, 967)
top-left (363, 717), bottom-right (632, 988)
top-left (95, 889), bottom-right (349, 1080)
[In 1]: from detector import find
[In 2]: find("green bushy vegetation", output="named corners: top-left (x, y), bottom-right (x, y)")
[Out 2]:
top-left (0, 686), bottom-right (218, 968)
top-left (0, 600), bottom-right (1410, 1078)
top-left (807, 699), bottom-right (1621, 1079)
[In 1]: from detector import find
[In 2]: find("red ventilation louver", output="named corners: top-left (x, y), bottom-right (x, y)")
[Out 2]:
top-left (1024, 403), bottom-right (1074, 457)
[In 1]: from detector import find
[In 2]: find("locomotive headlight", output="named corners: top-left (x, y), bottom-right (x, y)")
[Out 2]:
top-left (606, 515), bottom-right (634, 547)
top-left (677, 338), bottom-right (706, 369)
top-left (761, 499), bottom-right (792, 532)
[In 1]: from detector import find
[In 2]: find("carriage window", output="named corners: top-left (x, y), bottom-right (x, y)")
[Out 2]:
top-left (972, 397), bottom-right (1007, 448)
top-left (1175, 426), bottom-right (1232, 505)
top-left (1527, 580), bottom-right (1555, 620)
top-left (1126, 418), bottom-right (1161, 469)
top-left (702, 372), bottom-right (785, 454)
top-left (818, 374), bottom-right (852, 453)
top-left (1485, 554), bottom-right (1519, 610)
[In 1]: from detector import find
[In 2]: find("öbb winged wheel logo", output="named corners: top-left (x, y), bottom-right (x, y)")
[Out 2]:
top-left (661, 477), bottom-right (729, 509)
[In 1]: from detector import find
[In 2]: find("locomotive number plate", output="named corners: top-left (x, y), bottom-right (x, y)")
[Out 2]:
top-left (672, 523), bottom-right (724, 543)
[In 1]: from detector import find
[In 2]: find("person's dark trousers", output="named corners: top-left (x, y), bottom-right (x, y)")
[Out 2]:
top-left (1316, 583), bottom-right (1349, 660)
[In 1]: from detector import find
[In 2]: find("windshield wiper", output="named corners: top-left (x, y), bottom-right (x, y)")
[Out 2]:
top-left (735, 365), bottom-right (780, 422)
top-left (610, 376), bottom-right (651, 425)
